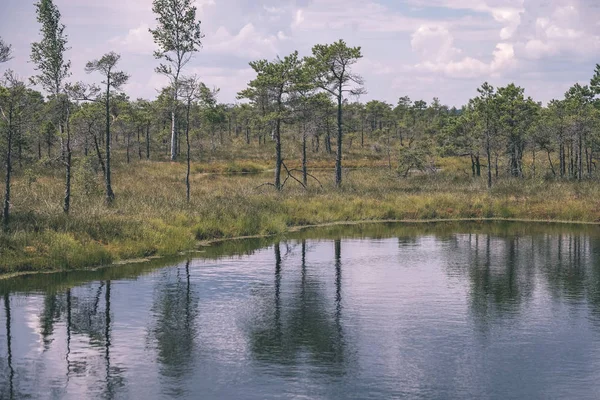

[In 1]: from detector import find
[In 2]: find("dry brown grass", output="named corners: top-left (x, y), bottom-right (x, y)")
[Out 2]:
top-left (1, 140), bottom-right (598, 273)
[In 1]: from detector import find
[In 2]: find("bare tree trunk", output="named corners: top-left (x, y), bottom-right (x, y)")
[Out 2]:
top-left (93, 134), bottom-right (107, 178)
top-left (568, 143), bottom-right (573, 178)
top-left (361, 122), bottom-right (364, 147)
top-left (509, 142), bottom-right (518, 177)
top-left (585, 146), bottom-right (590, 178)
top-left (170, 108), bottom-right (177, 161)
top-left (486, 133), bottom-right (492, 188)
top-left (577, 133), bottom-right (583, 180)
top-left (548, 150), bottom-right (556, 177)
top-left (275, 118), bottom-right (282, 190)
top-left (84, 130), bottom-right (89, 157)
top-left (302, 130), bottom-right (307, 186)
top-left (63, 104), bottom-right (72, 214)
top-left (105, 82), bottom-right (115, 204)
top-left (559, 141), bottom-right (565, 178)
top-left (185, 101), bottom-right (192, 202)
top-left (2, 111), bottom-right (13, 231)
top-left (138, 126), bottom-right (142, 160)
top-left (335, 92), bottom-right (343, 187)
top-left (146, 123), bottom-right (150, 160)
top-left (47, 130), bottom-right (52, 158)
top-left (17, 124), bottom-right (22, 169)
top-left (495, 153), bottom-right (499, 178)
top-left (573, 142), bottom-right (576, 178)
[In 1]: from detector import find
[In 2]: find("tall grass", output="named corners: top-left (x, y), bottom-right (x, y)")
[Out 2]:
top-left (2, 150), bottom-right (600, 274)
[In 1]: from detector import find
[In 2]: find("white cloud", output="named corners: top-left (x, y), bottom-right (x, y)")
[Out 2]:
top-left (113, 19), bottom-right (284, 61)
top-left (411, 23), bottom-right (516, 78)
top-left (291, 0), bottom-right (429, 33)
top-left (194, 0), bottom-right (216, 8)
top-left (109, 23), bottom-right (154, 54)
top-left (189, 66), bottom-right (256, 102)
top-left (417, 57), bottom-right (489, 79)
top-left (408, 0), bottom-right (524, 37)
top-left (205, 23), bottom-right (280, 59)
top-left (264, 5), bottom-right (285, 15)
top-left (125, 73), bottom-right (170, 95)
top-left (514, 0), bottom-right (600, 60)
top-left (3, 0), bottom-right (599, 107)
top-left (292, 9), bottom-right (305, 28)
top-left (492, 8), bottom-right (521, 39)
top-left (411, 25), bottom-right (462, 63)
top-left (490, 42), bottom-right (516, 71)
top-left (407, 0), bottom-right (600, 62)
top-left (355, 58), bottom-right (395, 76)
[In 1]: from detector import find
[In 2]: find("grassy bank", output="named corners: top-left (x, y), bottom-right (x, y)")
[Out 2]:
top-left (2, 154), bottom-right (600, 274)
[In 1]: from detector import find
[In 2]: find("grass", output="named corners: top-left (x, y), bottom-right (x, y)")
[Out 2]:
top-left (2, 141), bottom-right (600, 274)
top-left (191, 160), bottom-right (268, 174)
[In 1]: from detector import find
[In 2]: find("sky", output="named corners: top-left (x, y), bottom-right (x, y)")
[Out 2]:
top-left (0, 0), bottom-right (599, 107)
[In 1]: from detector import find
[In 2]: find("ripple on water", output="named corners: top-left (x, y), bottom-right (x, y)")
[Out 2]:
top-left (2, 226), bottom-right (600, 399)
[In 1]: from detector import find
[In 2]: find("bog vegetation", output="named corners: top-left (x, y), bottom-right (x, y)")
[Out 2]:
top-left (1, 0), bottom-right (600, 273)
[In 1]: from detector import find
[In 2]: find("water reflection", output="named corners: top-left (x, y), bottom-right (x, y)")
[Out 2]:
top-left (3, 223), bottom-right (600, 398)
top-left (148, 260), bottom-right (199, 397)
top-left (3, 294), bottom-right (14, 400)
top-left (248, 242), bottom-right (347, 376)
top-left (466, 235), bottom-right (535, 326)
top-left (30, 281), bottom-right (126, 398)
top-left (448, 232), bottom-right (600, 329)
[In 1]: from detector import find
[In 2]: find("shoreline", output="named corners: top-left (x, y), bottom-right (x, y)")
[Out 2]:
top-left (2, 216), bottom-right (599, 280)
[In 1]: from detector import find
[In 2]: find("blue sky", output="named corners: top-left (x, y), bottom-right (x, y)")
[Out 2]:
top-left (1, 0), bottom-right (599, 106)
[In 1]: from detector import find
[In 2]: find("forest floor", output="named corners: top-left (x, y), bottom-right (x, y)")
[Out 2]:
top-left (2, 143), bottom-right (600, 274)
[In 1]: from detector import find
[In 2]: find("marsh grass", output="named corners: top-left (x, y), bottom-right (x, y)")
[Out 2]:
top-left (2, 149), bottom-right (600, 273)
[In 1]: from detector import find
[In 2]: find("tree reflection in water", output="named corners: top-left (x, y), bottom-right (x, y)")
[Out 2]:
top-left (248, 241), bottom-right (347, 376)
top-left (2, 294), bottom-right (15, 400)
top-left (442, 232), bottom-right (600, 333)
top-left (148, 260), bottom-right (199, 397)
top-left (38, 281), bottom-right (125, 398)
top-left (4, 223), bottom-right (600, 398)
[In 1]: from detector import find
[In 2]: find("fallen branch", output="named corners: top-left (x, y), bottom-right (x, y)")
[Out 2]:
top-left (255, 182), bottom-right (276, 190)
top-left (289, 168), bottom-right (323, 188)
top-left (282, 161), bottom-right (307, 190)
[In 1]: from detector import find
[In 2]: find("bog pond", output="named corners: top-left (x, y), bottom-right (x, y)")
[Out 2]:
top-left (2, 222), bottom-right (600, 399)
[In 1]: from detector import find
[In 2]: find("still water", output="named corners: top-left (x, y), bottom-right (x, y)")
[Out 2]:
top-left (2, 223), bottom-right (600, 399)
